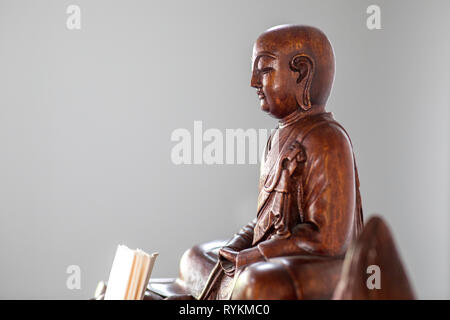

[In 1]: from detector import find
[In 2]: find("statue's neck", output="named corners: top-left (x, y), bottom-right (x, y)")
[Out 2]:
top-left (278, 105), bottom-right (326, 128)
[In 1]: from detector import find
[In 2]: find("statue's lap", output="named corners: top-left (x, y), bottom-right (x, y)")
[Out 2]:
top-left (171, 240), bottom-right (344, 300)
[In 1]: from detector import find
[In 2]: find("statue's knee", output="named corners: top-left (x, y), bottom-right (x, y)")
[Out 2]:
top-left (231, 262), bottom-right (298, 300)
top-left (179, 241), bottom-right (224, 280)
top-left (179, 244), bottom-right (203, 279)
top-left (180, 245), bottom-right (197, 265)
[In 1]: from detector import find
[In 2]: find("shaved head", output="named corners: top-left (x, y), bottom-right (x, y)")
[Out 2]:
top-left (252, 25), bottom-right (335, 113)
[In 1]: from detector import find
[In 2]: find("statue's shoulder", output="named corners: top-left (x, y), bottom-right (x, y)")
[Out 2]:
top-left (297, 114), bottom-right (353, 151)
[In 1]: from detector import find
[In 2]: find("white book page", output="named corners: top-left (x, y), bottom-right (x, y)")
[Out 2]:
top-left (126, 251), bottom-right (144, 300)
top-left (104, 245), bottom-right (136, 300)
top-left (134, 250), bottom-right (150, 300)
top-left (138, 252), bottom-right (158, 300)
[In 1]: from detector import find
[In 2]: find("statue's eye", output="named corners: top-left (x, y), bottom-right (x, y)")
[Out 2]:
top-left (260, 67), bottom-right (274, 74)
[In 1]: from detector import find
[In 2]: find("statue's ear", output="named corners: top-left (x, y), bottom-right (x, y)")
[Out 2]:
top-left (289, 54), bottom-right (314, 111)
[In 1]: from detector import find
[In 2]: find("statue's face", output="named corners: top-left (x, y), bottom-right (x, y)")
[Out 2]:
top-left (250, 42), bottom-right (299, 119)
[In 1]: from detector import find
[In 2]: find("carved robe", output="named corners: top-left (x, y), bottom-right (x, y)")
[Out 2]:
top-left (171, 111), bottom-right (364, 300)
top-left (226, 111), bottom-right (363, 264)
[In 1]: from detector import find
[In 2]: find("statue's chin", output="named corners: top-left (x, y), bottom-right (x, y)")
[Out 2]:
top-left (265, 109), bottom-right (282, 119)
top-left (261, 102), bottom-right (284, 119)
top-left (260, 101), bottom-right (272, 115)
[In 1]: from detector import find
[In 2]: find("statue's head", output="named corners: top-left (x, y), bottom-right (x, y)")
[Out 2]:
top-left (251, 25), bottom-right (335, 119)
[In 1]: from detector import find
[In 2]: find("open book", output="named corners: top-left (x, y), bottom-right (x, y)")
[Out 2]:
top-left (104, 245), bottom-right (158, 300)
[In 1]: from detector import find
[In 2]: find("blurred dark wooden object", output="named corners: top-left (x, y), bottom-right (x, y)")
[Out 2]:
top-left (333, 216), bottom-right (415, 300)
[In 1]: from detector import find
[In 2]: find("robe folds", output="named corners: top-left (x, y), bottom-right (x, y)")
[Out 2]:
top-left (196, 111), bottom-right (364, 299)
top-left (149, 112), bottom-right (364, 300)
top-left (226, 111), bottom-right (363, 266)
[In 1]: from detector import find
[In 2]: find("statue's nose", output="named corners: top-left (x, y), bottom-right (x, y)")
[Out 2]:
top-left (250, 73), bottom-right (261, 88)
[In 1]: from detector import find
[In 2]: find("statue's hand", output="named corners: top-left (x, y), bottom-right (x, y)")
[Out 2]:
top-left (236, 247), bottom-right (265, 270)
top-left (219, 247), bottom-right (238, 263)
top-left (219, 247), bottom-right (238, 277)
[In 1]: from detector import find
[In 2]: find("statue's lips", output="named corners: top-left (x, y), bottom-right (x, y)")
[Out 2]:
top-left (257, 90), bottom-right (265, 100)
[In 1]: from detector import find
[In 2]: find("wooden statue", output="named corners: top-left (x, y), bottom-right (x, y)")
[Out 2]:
top-left (147, 24), bottom-right (364, 300)
top-left (96, 25), bottom-right (415, 300)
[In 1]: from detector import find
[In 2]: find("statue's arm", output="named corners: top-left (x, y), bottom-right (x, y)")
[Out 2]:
top-left (224, 218), bottom-right (257, 252)
top-left (238, 124), bottom-right (357, 264)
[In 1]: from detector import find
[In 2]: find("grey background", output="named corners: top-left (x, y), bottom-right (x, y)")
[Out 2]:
top-left (0, 0), bottom-right (448, 299)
